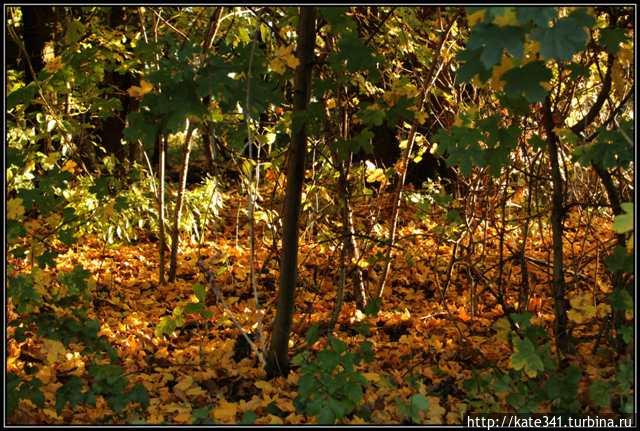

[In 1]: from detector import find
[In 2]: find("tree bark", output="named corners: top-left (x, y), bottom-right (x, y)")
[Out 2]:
top-left (266, 6), bottom-right (316, 378)
top-left (169, 123), bottom-right (196, 282)
top-left (543, 97), bottom-right (570, 357)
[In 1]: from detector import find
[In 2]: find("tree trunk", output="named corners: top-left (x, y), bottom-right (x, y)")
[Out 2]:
top-left (266, 6), bottom-right (316, 378)
top-left (543, 97), bottom-right (570, 357)
top-left (169, 123), bottom-right (196, 282)
top-left (158, 134), bottom-right (167, 285)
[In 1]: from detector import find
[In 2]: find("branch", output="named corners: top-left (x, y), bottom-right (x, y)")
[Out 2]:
top-left (570, 52), bottom-right (615, 135)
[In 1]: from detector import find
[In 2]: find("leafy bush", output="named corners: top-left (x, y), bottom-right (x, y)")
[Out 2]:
top-left (292, 331), bottom-right (373, 424)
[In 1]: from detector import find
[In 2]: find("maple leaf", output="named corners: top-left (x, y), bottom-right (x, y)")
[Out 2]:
top-left (269, 45), bottom-right (299, 75)
top-left (426, 396), bottom-right (445, 424)
top-left (61, 159), bottom-right (78, 174)
top-left (490, 54), bottom-right (513, 91)
top-left (42, 339), bottom-right (66, 364)
top-left (7, 198), bottom-right (25, 220)
top-left (567, 293), bottom-right (596, 324)
top-left (127, 80), bottom-right (154, 99)
top-left (213, 399), bottom-right (237, 423)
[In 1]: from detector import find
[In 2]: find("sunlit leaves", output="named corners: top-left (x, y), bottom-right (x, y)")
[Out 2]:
top-left (567, 292), bottom-right (596, 324)
top-left (269, 45), bottom-right (299, 74)
top-left (7, 198), bottom-right (25, 220)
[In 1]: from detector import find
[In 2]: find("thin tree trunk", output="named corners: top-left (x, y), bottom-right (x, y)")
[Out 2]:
top-left (158, 134), bottom-right (167, 285)
top-left (266, 6), bottom-right (316, 378)
top-left (374, 15), bottom-right (456, 298)
top-left (340, 159), bottom-right (367, 309)
top-left (169, 122), bottom-right (196, 282)
top-left (543, 97), bottom-right (570, 357)
top-left (375, 126), bottom-right (417, 299)
top-left (245, 28), bottom-right (260, 309)
top-left (202, 123), bottom-right (216, 173)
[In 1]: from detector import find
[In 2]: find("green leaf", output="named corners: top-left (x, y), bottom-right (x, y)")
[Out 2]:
top-left (7, 83), bottom-right (38, 110)
top-left (502, 61), bottom-right (552, 103)
top-left (510, 337), bottom-right (545, 377)
top-left (588, 380), bottom-right (610, 407)
top-left (613, 202), bottom-right (633, 234)
top-left (183, 302), bottom-right (205, 314)
top-left (155, 316), bottom-right (177, 337)
top-left (58, 228), bottom-right (76, 245)
top-left (127, 383), bottom-right (150, 407)
top-left (599, 28), bottom-right (628, 54)
top-left (240, 411), bottom-right (257, 425)
top-left (305, 324), bottom-right (321, 345)
top-left (329, 336), bottom-right (348, 354)
top-left (56, 376), bottom-right (84, 415)
top-left (466, 23), bottom-right (526, 69)
top-left (605, 246), bottom-right (633, 274)
top-left (409, 393), bottom-right (429, 416)
top-left (531, 10), bottom-right (595, 61)
top-left (317, 350), bottom-right (340, 372)
top-left (610, 288), bottom-right (633, 313)
top-left (456, 48), bottom-right (492, 83)
top-left (510, 311), bottom-right (533, 330)
top-left (193, 283), bottom-right (206, 303)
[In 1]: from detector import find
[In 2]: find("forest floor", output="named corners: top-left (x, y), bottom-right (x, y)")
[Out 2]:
top-left (7, 183), bottom-right (622, 424)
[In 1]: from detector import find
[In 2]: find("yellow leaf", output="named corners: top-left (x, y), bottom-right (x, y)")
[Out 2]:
top-left (140, 79), bottom-right (153, 94)
top-left (596, 303), bottom-right (612, 319)
top-left (269, 58), bottom-right (286, 74)
top-left (426, 396), bottom-right (446, 424)
top-left (127, 79), bottom-right (154, 99)
top-left (186, 386), bottom-right (206, 397)
top-left (285, 54), bottom-right (300, 69)
top-left (490, 55), bottom-right (513, 91)
top-left (270, 45), bottom-right (298, 74)
top-left (467, 9), bottom-right (486, 27)
top-left (46, 213), bottom-right (62, 228)
top-left (213, 400), bottom-right (237, 422)
top-left (61, 159), bottom-right (77, 174)
top-left (326, 98), bottom-right (337, 109)
top-left (268, 414), bottom-right (284, 424)
top-left (43, 338), bottom-right (66, 364)
top-left (400, 308), bottom-right (411, 321)
top-left (363, 372), bottom-right (381, 383)
top-left (43, 152), bottom-right (61, 170)
top-left (567, 293), bottom-right (596, 324)
top-left (415, 111), bottom-right (427, 125)
top-left (366, 168), bottom-right (386, 183)
top-left (7, 198), bottom-right (25, 220)
top-left (175, 375), bottom-right (194, 392)
top-left (275, 398), bottom-right (295, 412)
top-left (255, 380), bottom-right (274, 393)
top-left (174, 410), bottom-right (192, 424)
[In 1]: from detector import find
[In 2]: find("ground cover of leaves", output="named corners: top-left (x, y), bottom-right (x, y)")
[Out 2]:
top-left (7, 185), bottom-right (622, 424)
